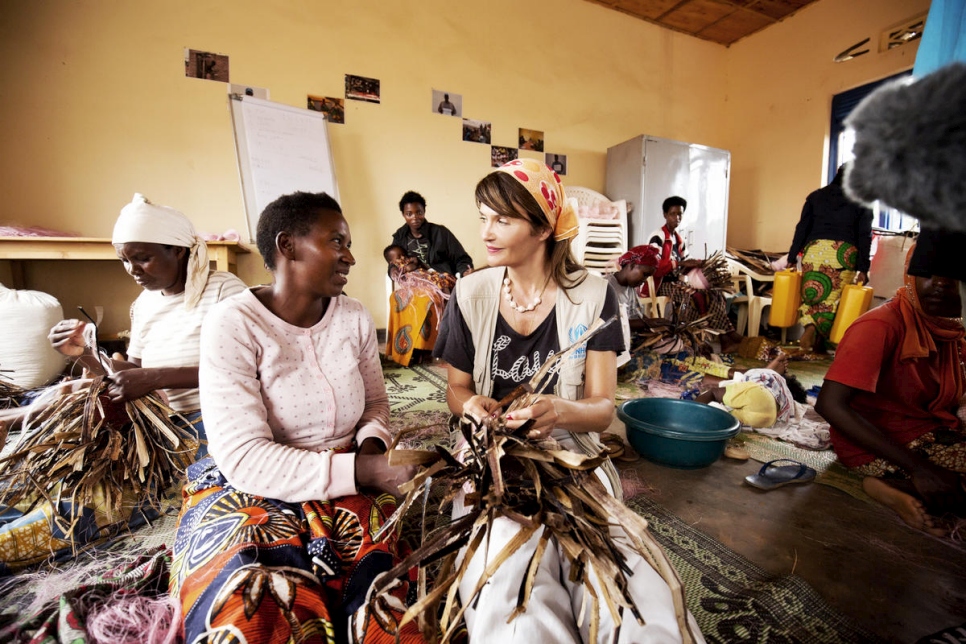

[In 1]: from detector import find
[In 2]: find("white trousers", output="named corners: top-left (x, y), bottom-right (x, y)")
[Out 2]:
top-left (453, 468), bottom-right (706, 644)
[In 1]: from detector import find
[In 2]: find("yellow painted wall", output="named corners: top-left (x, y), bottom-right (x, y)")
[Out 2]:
top-left (0, 0), bottom-right (727, 335)
top-left (725, 0), bottom-right (928, 251)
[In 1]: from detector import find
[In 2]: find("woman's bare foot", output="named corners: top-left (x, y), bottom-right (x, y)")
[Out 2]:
top-left (863, 477), bottom-right (947, 537)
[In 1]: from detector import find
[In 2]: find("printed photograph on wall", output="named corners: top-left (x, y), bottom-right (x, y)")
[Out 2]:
top-left (228, 83), bottom-right (269, 100)
top-left (185, 49), bottom-right (230, 83)
top-left (432, 89), bottom-right (462, 117)
top-left (519, 128), bottom-right (544, 152)
top-left (491, 146), bottom-right (518, 167)
top-left (308, 95), bottom-right (345, 124)
top-left (462, 118), bottom-right (491, 144)
top-left (345, 74), bottom-right (380, 103)
top-left (546, 153), bottom-right (567, 175)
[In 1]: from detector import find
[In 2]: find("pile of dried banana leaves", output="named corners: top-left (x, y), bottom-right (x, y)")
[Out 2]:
top-left (1, 370), bottom-right (24, 410)
top-left (0, 374), bottom-right (196, 543)
top-left (634, 305), bottom-right (718, 358)
top-left (726, 247), bottom-right (782, 275)
top-left (696, 251), bottom-right (735, 292)
top-left (367, 320), bottom-right (698, 643)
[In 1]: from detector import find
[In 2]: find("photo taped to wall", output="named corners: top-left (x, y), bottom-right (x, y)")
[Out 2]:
top-left (519, 128), bottom-right (544, 152)
top-left (546, 153), bottom-right (567, 175)
top-left (308, 95), bottom-right (345, 124)
top-left (492, 146), bottom-right (518, 167)
top-left (345, 74), bottom-right (380, 103)
top-left (185, 49), bottom-right (229, 83)
top-left (432, 89), bottom-right (462, 117)
top-left (463, 118), bottom-right (491, 144)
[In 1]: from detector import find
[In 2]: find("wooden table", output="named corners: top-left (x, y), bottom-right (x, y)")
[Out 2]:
top-left (0, 237), bottom-right (250, 288)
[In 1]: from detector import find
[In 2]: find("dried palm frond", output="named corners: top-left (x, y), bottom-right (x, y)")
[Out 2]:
top-left (726, 247), bottom-right (783, 275)
top-left (635, 297), bottom-right (718, 359)
top-left (698, 251), bottom-right (735, 292)
top-left (0, 375), bottom-right (196, 543)
top-left (0, 372), bottom-right (25, 410)
top-left (367, 318), bottom-right (698, 643)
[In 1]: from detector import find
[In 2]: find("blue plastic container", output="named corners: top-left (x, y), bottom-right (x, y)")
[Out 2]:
top-left (617, 398), bottom-right (740, 469)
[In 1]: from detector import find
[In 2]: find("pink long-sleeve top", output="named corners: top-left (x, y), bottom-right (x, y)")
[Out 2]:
top-left (199, 288), bottom-right (392, 503)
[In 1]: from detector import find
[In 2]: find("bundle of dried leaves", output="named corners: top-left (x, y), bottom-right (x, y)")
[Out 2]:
top-left (634, 302), bottom-right (718, 358)
top-left (0, 379), bottom-right (24, 411)
top-left (726, 247), bottom-right (782, 275)
top-left (0, 375), bottom-right (196, 544)
top-left (697, 251), bottom-right (735, 292)
top-left (366, 320), bottom-right (698, 643)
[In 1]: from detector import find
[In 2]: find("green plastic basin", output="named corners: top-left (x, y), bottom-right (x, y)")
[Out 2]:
top-left (617, 398), bottom-right (740, 469)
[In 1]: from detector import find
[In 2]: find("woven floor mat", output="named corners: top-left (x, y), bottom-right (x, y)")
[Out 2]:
top-left (627, 494), bottom-right (885, 643)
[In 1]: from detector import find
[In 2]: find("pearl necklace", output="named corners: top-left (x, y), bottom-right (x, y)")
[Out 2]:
top-left (503, 274), bottom-right (547, 313)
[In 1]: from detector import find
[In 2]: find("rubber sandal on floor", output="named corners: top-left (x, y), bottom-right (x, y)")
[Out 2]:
top-left (744, 459), bottom-right (816, 490)
top-left (599, 433), bottom-right (625, 459)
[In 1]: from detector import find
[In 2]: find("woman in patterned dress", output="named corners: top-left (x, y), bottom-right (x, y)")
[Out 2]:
top-left (169, 192), bottom-right (423, 643)
top-left (781, 165), bottom-right (874, 352)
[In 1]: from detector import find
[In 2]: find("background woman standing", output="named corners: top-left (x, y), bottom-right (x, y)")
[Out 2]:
top-left (780, 164), bottom-right (874, 352)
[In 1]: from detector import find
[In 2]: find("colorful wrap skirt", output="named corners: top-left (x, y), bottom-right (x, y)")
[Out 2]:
top-left (798, 239), bottom-right (858, 340)
top-left (386, 290), bottom-right (441, 367)
top-left (170, 457), bottom-right (423, 644)
top-left (852, 427), bottom-right (966, 479)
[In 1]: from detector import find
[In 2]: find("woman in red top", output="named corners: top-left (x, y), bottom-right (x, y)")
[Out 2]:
top-left (816, 244), bottom-right (966, 536)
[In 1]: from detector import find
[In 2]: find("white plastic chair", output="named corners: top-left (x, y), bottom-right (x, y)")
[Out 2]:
top-left (640, 275), bottom-right (668, 319)
top-left (567, 186), bottom-right (628, 275)
top-left (726, 258), bottom-right (774, 337)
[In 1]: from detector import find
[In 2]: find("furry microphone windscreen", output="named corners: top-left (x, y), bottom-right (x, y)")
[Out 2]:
top-left (844, 62), bottom-right (966, 232)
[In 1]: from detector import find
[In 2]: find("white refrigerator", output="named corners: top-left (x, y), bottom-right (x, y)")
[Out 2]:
top-left (605, 135), bottom-right (731, 258)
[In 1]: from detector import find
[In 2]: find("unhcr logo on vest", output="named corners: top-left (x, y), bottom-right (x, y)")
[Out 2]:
top-left (568, 323), bottom-right (589, 359)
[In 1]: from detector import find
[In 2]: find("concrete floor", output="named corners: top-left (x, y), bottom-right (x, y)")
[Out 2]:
top-left (607, 414), bottom-right (966, 644)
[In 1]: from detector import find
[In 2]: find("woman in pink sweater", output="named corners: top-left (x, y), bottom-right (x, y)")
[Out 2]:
top-left (169, 192), bottom-right (423, 643)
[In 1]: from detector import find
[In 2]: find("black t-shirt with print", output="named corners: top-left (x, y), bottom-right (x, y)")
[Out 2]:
top-left (434, 286), bottom-right (623, 402)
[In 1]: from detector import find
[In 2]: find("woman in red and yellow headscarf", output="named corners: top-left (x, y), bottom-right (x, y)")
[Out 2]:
top-left (433, 159), bottom-right (704, 643)
top-left (816, 243), bottom-right (966, 537)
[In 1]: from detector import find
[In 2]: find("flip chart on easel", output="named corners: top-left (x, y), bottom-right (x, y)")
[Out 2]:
top-left (229, 95), bottom-right (339, 241)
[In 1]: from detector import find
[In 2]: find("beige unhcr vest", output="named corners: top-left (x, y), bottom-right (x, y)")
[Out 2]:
top-left (454, 268), bottom-right (622, 496)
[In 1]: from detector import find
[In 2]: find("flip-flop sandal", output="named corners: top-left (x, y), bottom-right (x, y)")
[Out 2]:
top-left (599, 434), bottom-right (625, 458)
top-left (724, 444), bottom-right (750, 461)
top-left (744, 459), bottom-right (816, 490)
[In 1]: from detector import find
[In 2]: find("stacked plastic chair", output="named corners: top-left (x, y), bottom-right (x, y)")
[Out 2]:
top-left (566, 186), bottom-right (628, 275)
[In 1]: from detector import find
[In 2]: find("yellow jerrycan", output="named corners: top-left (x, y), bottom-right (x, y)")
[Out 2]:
top-left (769, 269), bottom-right (802, 328)
top-left (829, 283), bottom-right (874, 344)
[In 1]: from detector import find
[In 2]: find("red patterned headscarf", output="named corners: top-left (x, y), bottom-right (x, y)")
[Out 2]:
top-left (495, 159), bottom-right (578, 241)
top-left (618, 245), bottom-right (660, 269)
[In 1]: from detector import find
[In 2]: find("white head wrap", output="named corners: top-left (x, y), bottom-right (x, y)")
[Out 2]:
top-left (112, 193), bottom-right (209, 309)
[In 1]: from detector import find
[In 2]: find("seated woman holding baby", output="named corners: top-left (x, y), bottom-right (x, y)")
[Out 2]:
top-left (386, 191), bottom-right (474, 366)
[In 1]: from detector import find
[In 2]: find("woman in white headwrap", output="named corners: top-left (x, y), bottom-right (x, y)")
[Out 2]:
top-left (46, 193), bottom-right (246, 452)
top-left (0, 194), bottom-right (246, 574)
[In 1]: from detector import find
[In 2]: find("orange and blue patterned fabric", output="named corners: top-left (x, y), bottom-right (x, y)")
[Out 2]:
top-left (170, 457), bottom-right (424, 643)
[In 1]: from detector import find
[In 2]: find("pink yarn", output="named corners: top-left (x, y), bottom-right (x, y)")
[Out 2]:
top-left (86, 594), bottom-right (182, 644)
